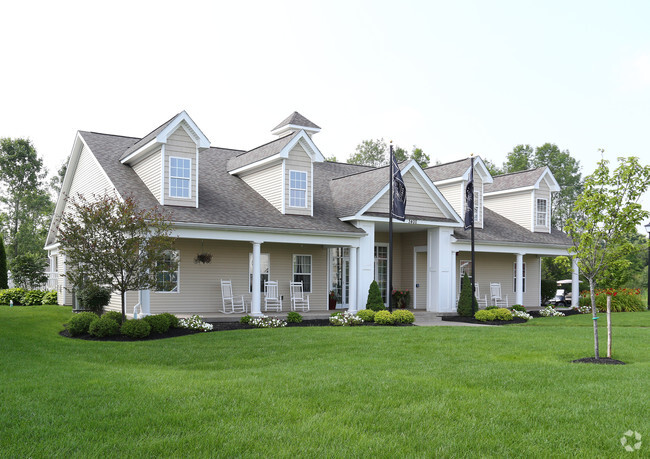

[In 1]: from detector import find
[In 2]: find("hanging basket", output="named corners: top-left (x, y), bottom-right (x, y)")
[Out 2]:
top-left (194, 252), bottom-right (213, 264)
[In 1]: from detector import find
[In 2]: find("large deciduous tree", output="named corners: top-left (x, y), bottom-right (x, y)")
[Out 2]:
top-left (348, 139), bottom-right (430, 168)
top-left (0, 138), bottom-right (54, 259)
top-left (57, 193), bottom-right (175, 320)
top-left (564, 154), bottom-right (650, 359)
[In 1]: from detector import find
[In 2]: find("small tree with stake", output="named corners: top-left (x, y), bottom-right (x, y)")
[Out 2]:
top-left (57, 193), bottom-right (175, 321)
top-left (564, 154), bottom-right (650, 360)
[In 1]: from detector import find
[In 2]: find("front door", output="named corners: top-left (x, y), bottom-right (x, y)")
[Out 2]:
top-left (330, 248), bottom-right (349, 308)
top-left (415, 251), bottom-right (427, 309)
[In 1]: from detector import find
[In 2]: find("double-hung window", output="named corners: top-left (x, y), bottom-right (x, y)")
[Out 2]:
top-left (292, 255), bottom-right (312, 292)
top-left (157, 250), bottom-right (179, 292)
top-left (170, 157), bottom-right (191, 198)
top-left (536, 198), bottom-right (548, 227)
top-left (289, 170), bottom-right (307, 207)
top-left (513, 262), bottom-right (526, 293)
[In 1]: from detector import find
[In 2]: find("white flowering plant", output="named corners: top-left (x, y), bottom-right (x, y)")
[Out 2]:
top-left (539, 306), bottom-right (565, 317)
top-left (511, 309), bottom-right (533, 320)
top-left (573, 305), bottom-right (591, 314)
top-left (178, 314), bottom-right (213, 331)
top-left (329, 311), bottom-right (364, 326)
top-left (249, 315), bottom-right (287, 328)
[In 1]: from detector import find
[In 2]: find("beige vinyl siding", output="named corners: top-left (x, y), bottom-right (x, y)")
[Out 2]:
top-left (119, 239), bottom-right (330, 316)
top-left (132, 148), bottom-right (162, 203)
top-left (534, 181), bottom-right (551, 232)
top-left (285, 144), bottom-right (312, 216)
top-left (106, 291), bottom-right (138, 313)
top-left (240, 162), bottom-right (283, 211)
top-left (484, 190), bottom-right (532, 231)
top-left (366, 171), bottom-right (446, 219)
top-left (436, 182), bottom-right (463, 216)
top-left (63, 144), bottom-right (116, 214)
top-left (456, 252), bottom-right (540, 307)
top-left (164, 126), bottom-right (197, 207)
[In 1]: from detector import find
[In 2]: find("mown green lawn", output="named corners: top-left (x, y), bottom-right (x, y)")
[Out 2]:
top-left (1, 306), bottom-right (648, 458)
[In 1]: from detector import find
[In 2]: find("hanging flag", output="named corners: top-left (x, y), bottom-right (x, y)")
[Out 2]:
top-left (464, 159), bottom-right (474, 230)
top-left (391, 148), bottom-right (406, 221)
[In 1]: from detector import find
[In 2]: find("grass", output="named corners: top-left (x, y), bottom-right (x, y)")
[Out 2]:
top-left (1, 306), bottom-right (649, 458)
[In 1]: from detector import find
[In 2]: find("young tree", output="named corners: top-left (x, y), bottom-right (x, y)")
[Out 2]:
top-left (0, 235), bottom-right (7, 289)
top-left (57, 193), bottom-right (175, 320)
top-left (565, 154), bottom-right (650, 359)
top-left (410, 146), bottom-right (430, 168)
top-left (9, 253), bottom-right (48, 289)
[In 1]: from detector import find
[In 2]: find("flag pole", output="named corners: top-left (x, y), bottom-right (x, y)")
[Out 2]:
top-left (470, 155), bottom-right (476, 309)
top-left (389, 142), bottom-right (394, 313)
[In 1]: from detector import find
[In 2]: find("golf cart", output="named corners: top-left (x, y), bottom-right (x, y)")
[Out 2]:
top-left (547, 279), bottom-right (573, 307)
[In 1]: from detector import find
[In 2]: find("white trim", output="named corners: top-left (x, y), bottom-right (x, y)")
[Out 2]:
top-left (310, 161), bottom-right (314, 217)
top-left (340, 215), bottom-right (462, 228)
top-left (168, 156), bottom-right (192, 199)
top-left (160, 144), bottom-right (166, 205)
top-left (413, 245), bottom-right (427, 309)
top-left (292, 254), bottom-right (312, 293)
top-left (271, 123), bottom-right (321, 136)
top-left (281, 160), bottom-right (286, 214)
top-left (230, 154), bottom-right (282, 175)
top-left (484, 185), bottom-right (536, 197)
top-left (249, 252), bottom-right (270, 293)
top-left (535, 197), bottom-right (549, 228)
top-left (119, 139), bottom-right (158, 164)
top-left (157, 111), bottom-right (210, 149)
top-left (44, 242), bottom-right (61, 251)
top-left (513, 260), bottom-right (527, 293)
top-left (288, 170), bottom-right (308, 208)
top-left (452, 239), bottom-right (569, 256)
top-left (195, 145), bottom-right (199, 208)
top-left (374, 243), bottom-right (389, 305)
top-left (155, 250), bottom-right (180, 294)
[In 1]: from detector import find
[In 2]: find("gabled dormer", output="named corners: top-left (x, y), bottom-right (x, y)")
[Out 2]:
top-left (483, 167), bottom-right (560, 233)
top-left (424, 156), bottom-right (493, 230)
top-left (120, 111), bottom-right (210, 208)
top-left (227, 113), bottom-right (325, 216)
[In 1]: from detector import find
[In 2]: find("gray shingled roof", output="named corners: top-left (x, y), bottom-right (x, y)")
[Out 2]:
top-left (226, 132), bottom-right (298, 172)
top-left (424, 158), bottom-right (470, 182)
top-left (454, 207), bottom-right (571, 247)
top-left (484, 168), bottom-right (546, 193)
top-left (80, 131), bottom-right (365, 235)
top-left (272, 112), bottom-right (320, 131)
top-left (119, 113), bottom-right (179, 161)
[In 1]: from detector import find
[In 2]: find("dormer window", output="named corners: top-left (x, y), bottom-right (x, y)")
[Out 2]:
top-left (170, 157), bottom-right (191, 198)
top-left (289, 170), bottom-right (307, 207)
top-left (536, 198), bottom-right (548, 226)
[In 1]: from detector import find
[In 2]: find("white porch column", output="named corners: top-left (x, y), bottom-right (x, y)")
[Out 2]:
top-left (139, 289), bottom-right (151, 317)
top-left (427, 227), bottom-right (454, 312)
top-left (515, 253), bottom-right (524, 305)
top-left (571, 257), bottom-right (580, 307)
top-left (450, 250), bottom-right (458, 307)
top-left (348, 247), bottom-right (358, 313)
top-left (353, 221), bottom-right (375, 308)
top-left (251, 241), bottom-right (262, 316)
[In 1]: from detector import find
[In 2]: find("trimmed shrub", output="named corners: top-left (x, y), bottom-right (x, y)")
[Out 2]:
top-left (356, 309), bottom-right (376, 322)
top-left (102, 311), bottom-right (123, 325)
top-left (494, 308), bottom-right (514, 321)
top-left (21, 290), bottom-right (46, 306)
top-left (485, 305), bottom-right (499, 310)
top-left (67, 311), bottom-right (99, 336)
top-left (0, 288), bottom-right (26, 305)
top-left (392, 309), bottom-right (415, 324)
top-left (240, 315), bottom-right (252, 324)
top-left (457, 273), bottom-right (477, 317)
top-left (159, 312), bottom-right (179, 328)
top-left (366, 280), bottom-right (386, 311)
top-left (121, 319), bottom-right (151, 339)
top-left (287, 311), bottom-right (303, 323)
top-left (579, 288), bottom-right (645, 312)
top-left (143, 314), bottom-right (171, 334)
top-left (77, 284), bottom-right (111, 313)
top-left (42, 290), bottom-right (57, 305)
top-left (374, 310), bottom-right (395, 325)
top-left (475, 309), bottom-right (497, 322)
top-left (511, 304), bottom-right (526, 312)
top-left (89, 316), bottom-right (120, 337)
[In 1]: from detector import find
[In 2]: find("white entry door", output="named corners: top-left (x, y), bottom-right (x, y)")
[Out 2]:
top-left (415, 251), bottom-right (427, 309)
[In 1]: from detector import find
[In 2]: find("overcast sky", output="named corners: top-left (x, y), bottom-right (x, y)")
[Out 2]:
top-left (2, 0), bottom-right (649, 225)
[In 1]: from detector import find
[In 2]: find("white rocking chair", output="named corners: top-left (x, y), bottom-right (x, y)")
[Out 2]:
top-left (289, 281), bottom-right (310, 312)
top-left (490, 282), bottom-right (509, 308)
top-left (475, 283), bottom-right (488, 309)
top-left (264, 281), bottom-right (282, 312)
top-left (220, 280), bottom-right (247, 314)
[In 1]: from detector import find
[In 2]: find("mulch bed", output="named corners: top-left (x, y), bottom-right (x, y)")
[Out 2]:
top-left (441, 316), bottom-right (528, 325)
top-left (571, 357), bottom-right (626, 365)
top-left (60, 319), bottom-right (413, 341)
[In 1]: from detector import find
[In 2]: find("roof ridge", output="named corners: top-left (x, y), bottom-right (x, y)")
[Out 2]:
top-left (423, 157), bottom-right (469, 170)
top-left (234, 132), bottom-right (298, 158)
top-left (85, 131), bottom-right (140, 140)
top-left (493, 166), bottom-right (545, 179)
top-left (331, 160), bottom-right (408, 181)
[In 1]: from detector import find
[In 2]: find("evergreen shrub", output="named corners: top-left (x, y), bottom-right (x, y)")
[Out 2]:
top-left (102, 311), bottom-right (123, 324)
top-left (159, 312), bottom-right (179, 328)
top-left (374, 310), bottom-right (395, 325)
top-left (356, 309), bottom-right (376, 322)
top-left (77, 285), bottom-right (111, 313)
top-left (121, 319), bottom-right (151, 339)
top-left (392, 309), bottom-right (415, 324)
top-left (366, 280), bottom-right (386, 311)
top-left (287, 311), bottom-right (303, 323)
top-left (67, 312), bottom-right (99, 336)
top-left (240, 315), bottom-right (252, 324)
top-left (143, 314), bottom-right (171, 334)
top-left (89, 316), bottom-right (120, 337)
top-left (457, 273), bottom-right (477, 317)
